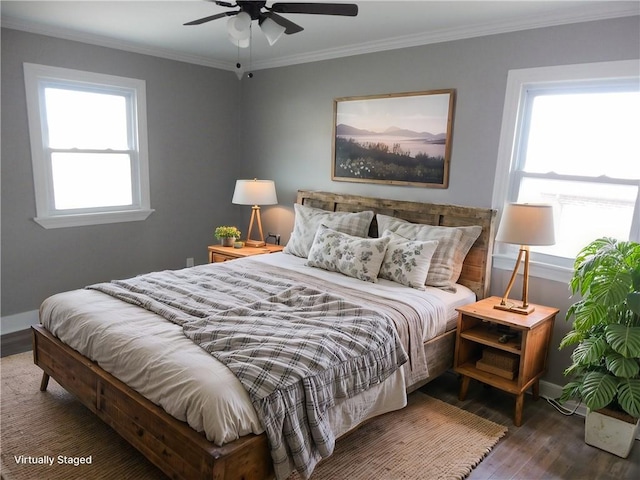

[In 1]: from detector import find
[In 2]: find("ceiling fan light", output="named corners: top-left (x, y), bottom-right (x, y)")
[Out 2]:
top-left (234, 11), bottom-right (252, 30)
top-left (260, 17), bottom-right (286, 46)
top-left (227, 11), bottom-right (251, 40)
top-left (228, 34), bottom-right (250, 48)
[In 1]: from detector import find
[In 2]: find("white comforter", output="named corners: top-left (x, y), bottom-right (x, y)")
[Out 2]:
top-left (39, 253), bottom-right (474, 447)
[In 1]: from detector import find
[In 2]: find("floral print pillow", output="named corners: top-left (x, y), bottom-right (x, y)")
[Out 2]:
top-left (378, 230), bottom-right (439, 290)
top-left (306, 225), bottom-right (390, 283)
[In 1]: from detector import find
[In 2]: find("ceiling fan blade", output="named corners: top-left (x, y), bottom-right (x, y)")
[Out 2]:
top-left (263, 12), bottom-right (304, 35)
top-left (212, 1), bottom-right (236, 7)
top-left (184, 11), bottom-right (236, 26)
top-left (271, 3), bottom-right (358, 16)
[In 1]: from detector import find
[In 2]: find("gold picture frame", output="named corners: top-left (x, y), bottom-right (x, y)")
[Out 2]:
top-left (332, 89), bottom-right (455, 188)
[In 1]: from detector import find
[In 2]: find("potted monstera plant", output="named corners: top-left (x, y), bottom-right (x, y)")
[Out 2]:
top-left (559, 237), bottom-right (640, 458)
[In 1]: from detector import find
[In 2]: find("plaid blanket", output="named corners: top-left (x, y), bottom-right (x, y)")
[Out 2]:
top-left (89, 260), bottom-right (417, 480)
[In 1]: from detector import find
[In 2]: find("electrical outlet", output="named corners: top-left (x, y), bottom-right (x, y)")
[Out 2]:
top-left (266, 233), bottom-right (281, 245)
top-left (186, 257), bottom-right (195, 268)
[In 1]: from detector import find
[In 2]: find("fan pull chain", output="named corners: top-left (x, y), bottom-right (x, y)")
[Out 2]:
top-left (235, 41), bottom-right (244, 80)
top-left (232, 21), bottom-right (254, 80)
top-left (247, 23), bottom-right (254, 79)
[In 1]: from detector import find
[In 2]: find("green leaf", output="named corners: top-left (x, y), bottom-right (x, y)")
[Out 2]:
top-left (563, 361), bottom-right (588, 377)
top-left (631, 267), bottom-right (640, 292)
top-left (559, 379), bottom-right (583, 404)
top-left (628, 292), bottom-right (640, 317)
top-left (605, 324), bottom-right (640, 358)
top-left (559, 330), bottom-right (584, 350)
top-left (617, 378), bottom-right (640, 418)
top-left (605, 352), bottom-right (640, 378)
top-left (582, 371), bottom-right (618, 411)
top-left (571, 302), bottom-right (609, 332)
top-left (571, 337), bottom-right (607, 366)
top-left (590, 270), bottom-right (631, 307)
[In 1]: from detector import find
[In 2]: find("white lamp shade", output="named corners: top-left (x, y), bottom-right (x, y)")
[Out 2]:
top-left (227, 12), bottom-right (251, 40)
top-left (496, 203), bottom-right (555, 246)
top-left (228, 34), bottom-right (250, 48)
top-left (260, 17), bottom-right (286, 46)
top-left (232, 179), bottom-right (278, 206)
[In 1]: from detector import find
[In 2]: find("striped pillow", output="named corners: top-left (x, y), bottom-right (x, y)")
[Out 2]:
top-left (376, 214), bottom-right (482, 292)
top-left (283, 204), bottom-right (374, 258)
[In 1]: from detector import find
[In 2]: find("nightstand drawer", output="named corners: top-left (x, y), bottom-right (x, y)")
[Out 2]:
top-left (208, 244), bottom-right (284, 263)
top-left (212, 253), bottom-right (233, 263)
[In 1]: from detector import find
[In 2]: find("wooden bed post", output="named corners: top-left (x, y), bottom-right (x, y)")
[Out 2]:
top-left (40, 372), bottom-right (50, 391)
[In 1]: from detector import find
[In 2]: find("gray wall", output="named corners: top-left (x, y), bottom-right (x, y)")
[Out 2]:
top-left (1, 28), bottom-right (242, 316)
top-left (2, 16), bottom-right (639, 387)
top-left (243, 16), bottom-right (640, 210)
top-left (241, 16), bottom-right (640, 386)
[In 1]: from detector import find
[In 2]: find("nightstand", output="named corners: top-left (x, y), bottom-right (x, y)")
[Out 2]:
top-left (454, 296), bottom-right (558, 426)
top-left (208, 244), bottom-right (284, 263)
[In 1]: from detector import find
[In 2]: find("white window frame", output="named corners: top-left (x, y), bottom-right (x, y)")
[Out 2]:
top-left (24, 63), bottom-right (153, 228)
top-left (492, 59), bottom-right (640, 284)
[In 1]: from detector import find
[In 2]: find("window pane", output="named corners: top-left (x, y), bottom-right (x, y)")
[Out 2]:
top-left (524, 91), bottom-right (640, 179)
top-left (45, 88), bottom-right (129, 149)
top-left (518, 177), bottom-right (637, 258)
top-left (51, 153), bottom-right (133, 210)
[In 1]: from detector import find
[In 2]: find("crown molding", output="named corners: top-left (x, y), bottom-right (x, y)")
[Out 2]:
top-left (3, 4), bottom-right (638, 73)
top-left (252, 4), bottom-right (639, 70)
top-left (1, 16), bottom-right (231, 70)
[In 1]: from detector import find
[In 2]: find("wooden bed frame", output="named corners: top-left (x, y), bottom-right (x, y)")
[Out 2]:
top-left (32, 190), bottom-right (496, 480)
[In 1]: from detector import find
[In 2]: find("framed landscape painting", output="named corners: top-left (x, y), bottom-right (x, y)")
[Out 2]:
top-left (332, 89), bottom-right (455, 188)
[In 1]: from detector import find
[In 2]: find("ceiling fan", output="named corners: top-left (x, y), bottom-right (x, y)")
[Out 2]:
top-left (185, 1), bottom-right (359, 47)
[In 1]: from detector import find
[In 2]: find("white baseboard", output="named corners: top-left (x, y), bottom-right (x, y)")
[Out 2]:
top-left (539, 379), bottom-right (640, 441)
top-left (0, 310), bottom-right (39, 335)
top-left (539, 379), bottom-right (587, 416)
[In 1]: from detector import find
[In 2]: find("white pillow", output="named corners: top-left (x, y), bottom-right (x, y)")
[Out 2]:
top-left (378, 230), bottom-right (439, 290)
top-left (306, 225), bottom-right (390, 283)
top-left (283, 204), bottom-right (374, 258)
top-left (376, 214), bottom-right (482, 292)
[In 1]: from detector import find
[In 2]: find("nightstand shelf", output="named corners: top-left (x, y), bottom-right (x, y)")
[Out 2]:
top-left (454, 296), bottom-right (558, 426)
top-left (459, 324), bottom-right (522, 354)
top-left (208, 244), bottom-right (284, 263)
top-left (454, 363), bottom-right (522, 393)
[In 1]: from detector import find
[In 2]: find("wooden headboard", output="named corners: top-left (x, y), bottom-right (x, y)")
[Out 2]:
top-left (296, 190), bottom-right (497, 300)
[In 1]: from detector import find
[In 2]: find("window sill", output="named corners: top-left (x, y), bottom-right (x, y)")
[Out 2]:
top-left (34, 209), bottom-right (155, 229)
top-left (492, 253), bottom-right (572, 285)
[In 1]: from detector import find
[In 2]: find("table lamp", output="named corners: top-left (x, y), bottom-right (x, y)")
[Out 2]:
top-left (232, 179), bottom-right (278, 247)
top-left (495, 203), bottom-right (555, 314)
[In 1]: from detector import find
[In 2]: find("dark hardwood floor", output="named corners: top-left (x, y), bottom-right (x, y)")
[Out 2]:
top-left (421, 371), bottom-right (640, 480)
top-left (0, 329), bottom-right (31, 357)
top-left (3, 330), bottom-right (638, 478)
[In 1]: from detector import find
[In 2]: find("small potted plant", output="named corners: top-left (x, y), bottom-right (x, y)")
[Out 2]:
top-left (214, 226), bottom-right (241, 247)
top-left (559, 237), bottom-right (640, 457)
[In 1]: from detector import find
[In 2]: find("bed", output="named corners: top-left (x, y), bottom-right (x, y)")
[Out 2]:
top-left (32, 190), bottom-right (496, 480)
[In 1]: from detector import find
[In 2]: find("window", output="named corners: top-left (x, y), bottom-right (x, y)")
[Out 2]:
top-left (24, 63), bottom-right (153, 228)
top-left (493, 60), bottom-right (640, 282)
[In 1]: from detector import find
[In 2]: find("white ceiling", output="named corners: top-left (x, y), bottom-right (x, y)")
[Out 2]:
top-left (2, 1), bottom-right (639, 72)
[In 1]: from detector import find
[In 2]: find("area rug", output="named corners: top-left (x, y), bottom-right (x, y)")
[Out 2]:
top-left (1, 352), bottom-right (507, 480)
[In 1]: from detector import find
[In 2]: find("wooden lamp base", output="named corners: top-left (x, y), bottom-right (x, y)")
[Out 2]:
top-left (494, 245), bottom-right (535, 315)
top-left (494, 301), bottom-right (535, 315)
top-left (245, 205), bottom-right (266, 247)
